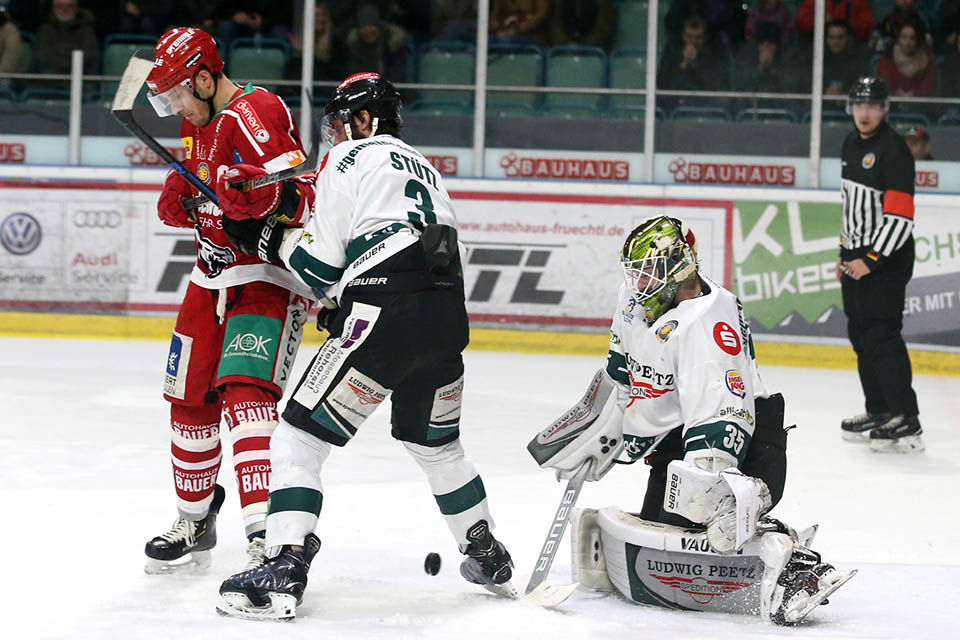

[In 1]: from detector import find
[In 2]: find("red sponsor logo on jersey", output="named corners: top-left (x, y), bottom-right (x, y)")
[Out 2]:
top-left (651, 574), bottom-right (751, 605)
top-left (916, 170), bottom-right (938, 188)
top-left (713, 322), bottom-right (741, 355)
top-left (235, 99), bottom-right (270, 144)
top-left (669, 156), bottom-right (795, 186)
top-left (0, 142), bottom-right (26, 163)
top-left (626, 372), bottom-right (675, 407)
top-left (424, 154), bottom-right (458, 176)
top-left (725, 369), bottom-right (746, 398)
top-left (500, 152), bottom-right (629, 181)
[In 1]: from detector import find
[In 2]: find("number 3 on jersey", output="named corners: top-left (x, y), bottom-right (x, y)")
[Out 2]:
top-left (405, 179), bottom-right (437, 231)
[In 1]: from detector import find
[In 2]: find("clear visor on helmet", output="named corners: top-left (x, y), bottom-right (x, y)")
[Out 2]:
top-left (320, 113), bottom-right (344, 148)
top-left (621, 255), bottom-right (668, 302)
top-left (147, 79), bottom-right (195, 118)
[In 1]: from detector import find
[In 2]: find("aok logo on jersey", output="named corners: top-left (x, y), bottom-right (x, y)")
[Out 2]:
top-left (235, 100), bottom-right (270, 144)
top-left (225, 333), bottom-right (273, 359)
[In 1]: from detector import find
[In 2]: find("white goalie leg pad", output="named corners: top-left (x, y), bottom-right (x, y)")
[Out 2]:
top-left (570, 508), bottom-right (614, 591)
top-left (264, 420), bottom-right (330, 552)
top-left (664, 457), bottom-right (771, 553)
top-left (527, 369), bottom-right (625, 482)
top-left (403, 439), bottom-right (493, 547)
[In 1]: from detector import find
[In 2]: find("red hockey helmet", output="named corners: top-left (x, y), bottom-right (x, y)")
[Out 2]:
top-left (146, 28), bottom-right (223, 116)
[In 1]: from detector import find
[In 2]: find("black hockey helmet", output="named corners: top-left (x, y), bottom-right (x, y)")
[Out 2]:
top-left (323, 72), bottom-right (402, 141)
top-left (847, 76), bottom-right (889, 113)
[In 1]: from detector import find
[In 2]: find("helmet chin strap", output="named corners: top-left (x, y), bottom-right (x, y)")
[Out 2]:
top-left (344, 115), bottom-right (379, 141)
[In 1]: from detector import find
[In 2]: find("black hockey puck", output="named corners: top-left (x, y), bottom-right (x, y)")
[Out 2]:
top-left (424, 552), bottom-right (442, 576)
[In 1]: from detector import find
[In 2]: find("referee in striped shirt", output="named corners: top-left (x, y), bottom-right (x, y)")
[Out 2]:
top-left (837, 77), bottom-right (923, 453)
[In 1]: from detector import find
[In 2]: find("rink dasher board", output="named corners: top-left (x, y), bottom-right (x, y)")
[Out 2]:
top-left (0, 172), bottom-right (959, 351)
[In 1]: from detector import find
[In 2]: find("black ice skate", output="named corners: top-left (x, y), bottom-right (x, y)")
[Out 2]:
top-left (216, 533), bottom-right (321, 621)
top-left (840, 412), bottom-right (891, 442)
top-left (144, 484), bottom-right (225, 574)
top-left (459, 520), bottom-right (518, 599)
top-left (869, 414), bottom-right (924, 453)
top-left (770, 547), bottom-right (856, 626)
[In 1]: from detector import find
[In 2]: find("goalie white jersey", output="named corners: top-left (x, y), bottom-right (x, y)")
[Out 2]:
top-left (278, 134), bottom-right (458, 299)
top-left (605, 275), bottom-right (769, 466)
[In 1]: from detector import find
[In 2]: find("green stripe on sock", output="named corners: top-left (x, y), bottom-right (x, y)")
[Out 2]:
top-left (434, 475), bottom-right (486, 515)
top-left (311, 404), bottom-right (353, 440)
top-left (268, 487), bottom-right (323, 516)
top-left (427, 424), bottom-right (459, 441)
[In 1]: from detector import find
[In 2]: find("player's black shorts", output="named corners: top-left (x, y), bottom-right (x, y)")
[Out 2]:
top-left (282, 240), bottom-right (469, 448)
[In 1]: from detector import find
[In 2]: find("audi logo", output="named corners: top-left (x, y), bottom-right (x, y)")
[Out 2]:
top-left (72, 210), bottom-right (122, 228)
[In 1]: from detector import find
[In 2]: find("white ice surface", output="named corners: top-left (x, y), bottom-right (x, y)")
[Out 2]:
top-left (2, 337), bottom-right (958, 639)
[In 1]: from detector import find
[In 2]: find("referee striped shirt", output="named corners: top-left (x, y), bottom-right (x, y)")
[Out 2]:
top-left (839, 121), bottom-right (915, 269)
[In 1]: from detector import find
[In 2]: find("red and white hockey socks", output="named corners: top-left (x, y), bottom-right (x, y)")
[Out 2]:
top-left (222, 384), bottom-right (279, 537)
top-left (170, 403), bottom-right (223, 521)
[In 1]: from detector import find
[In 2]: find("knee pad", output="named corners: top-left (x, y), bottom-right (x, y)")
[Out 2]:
top-left (270, 420), bottom-right (332, 491)
top-left (402, 439), bottom-right (477, 495)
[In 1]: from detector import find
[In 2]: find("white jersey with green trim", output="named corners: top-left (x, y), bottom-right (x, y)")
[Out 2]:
top-left (605, 276), bottom-right (769, 466)
top-left (277, 134), bottom-right (457, 299)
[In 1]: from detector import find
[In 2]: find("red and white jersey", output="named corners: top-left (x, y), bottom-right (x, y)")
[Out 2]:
top-left (177, 83), bottom-right (314, 296)
top-left (605, 276), bottom-right (769, 467)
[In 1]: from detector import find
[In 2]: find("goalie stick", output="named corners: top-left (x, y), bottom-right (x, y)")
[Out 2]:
top-left (523, 460), bottom-right (593, 607)
top-left (110, 48), bottom-right (219, 205)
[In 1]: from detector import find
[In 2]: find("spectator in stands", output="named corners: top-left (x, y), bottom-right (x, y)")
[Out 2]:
top-left (797, 0), bottom-right (873, 44)
top-left (0, 2), bottom-right (22, 89)
top-left (288, 1), bottom-right (342, 82)
top-left (904, 126), bottom-right (933, 160)
top-left (217, 1), bottom-right (292, 53)
top-left (34, 0), bottom-right (99, 88)
top-left (876, 20), bottom-right (936, 104)
top-left (665, 1), bottom-right (748, 47)
top-left (870, 0), bottom-right (930, 53)
top-left (344, 3), bottom-right (407, 82)
top-left (733, 22), bottom-right (801, 111)
top-left (430, 0), bottom-right (477, 43)
top-left (745, 0), bottom-right (796, 45)
top-left (489, 0), bottom-right (550, 47)
top-left (548, 0), bottom-right (613, 49)
top-left (823, 19), bottom-right (871, 97)
top-left (657, 14), bottom-right (730, 112)
top-left (932, 0), bottom-right (960, 55)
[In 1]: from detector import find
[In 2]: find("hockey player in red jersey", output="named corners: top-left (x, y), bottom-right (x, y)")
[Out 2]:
top-left (142, 27), bottom-right (316, 576)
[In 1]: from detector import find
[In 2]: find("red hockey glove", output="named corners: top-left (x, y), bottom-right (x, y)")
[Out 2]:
top-left (217, 164), bottom-right (283, 220)
top-left (157, 170), bottom-right (195, 228)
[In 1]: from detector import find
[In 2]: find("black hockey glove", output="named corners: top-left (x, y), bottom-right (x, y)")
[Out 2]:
top-left (223, 214), bottom-right (284, 263)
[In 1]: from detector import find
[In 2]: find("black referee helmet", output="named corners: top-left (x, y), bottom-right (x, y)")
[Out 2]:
top-left (846, 76), bottom-right (890, 113)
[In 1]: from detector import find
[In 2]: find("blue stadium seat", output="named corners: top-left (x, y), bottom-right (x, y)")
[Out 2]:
top-left (736, 108), bottom-right (797, 123)
top-left (936, 112), bottom-right (960, 126)
top-left (608, 47), bottom-right (647, 117)
top-left (487, 44), bottom-right (542, 111)
top-left (417, 42), bottom-right (475, 109)
top-left (543, 45), bottom-right (606, 117)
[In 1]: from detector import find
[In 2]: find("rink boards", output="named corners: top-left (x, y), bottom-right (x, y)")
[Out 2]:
top-left (0, 167), bottom-right (958, 374)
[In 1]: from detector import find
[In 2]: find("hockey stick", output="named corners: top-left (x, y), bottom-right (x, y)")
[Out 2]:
top-left (110, 48), bottom-right (219, 205)
top-left (523, 460), bottom-right (593, 607)
top-left (181, 98), bottom-right (324, 211)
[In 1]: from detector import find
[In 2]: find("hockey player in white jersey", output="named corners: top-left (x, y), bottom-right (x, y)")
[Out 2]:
top-left (528, 216), bottom-right (855, 625)
top-left (214, 73), bottom-right (515, 620)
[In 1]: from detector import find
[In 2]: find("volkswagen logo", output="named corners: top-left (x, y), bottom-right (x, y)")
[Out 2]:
top-left (72, 210), bottom-right (122, 228)
top-left (0, 212), bottom-right (42, 255)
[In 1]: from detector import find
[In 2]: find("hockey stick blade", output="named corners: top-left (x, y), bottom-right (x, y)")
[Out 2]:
top-left (110, 48), bottom-right (219, 205)
top-left (182, 97), bottom-right (324, 211)
top-left (523, 460), bottom-right (593, 604)
top-left (524, 582), bottom-right (579, 607)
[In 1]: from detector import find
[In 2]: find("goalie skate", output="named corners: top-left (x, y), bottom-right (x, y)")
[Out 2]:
top-left (460, 520), bottom-right (518, 599)
top-left (770, 551), bottom-right (857, 626)
top-left (216, 533), bottom-right (321, 621)
top-left (144, 484), bottom-right (225, 575)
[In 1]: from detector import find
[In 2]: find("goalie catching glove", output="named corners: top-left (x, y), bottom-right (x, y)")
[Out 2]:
top-left (527, 369), bottom-right (625, 482)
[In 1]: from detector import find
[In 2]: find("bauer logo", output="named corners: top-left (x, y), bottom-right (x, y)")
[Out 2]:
top-left (0, 212), bottom-right (42, 256)
top-left (725, 369), bottom-right (746, 398)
